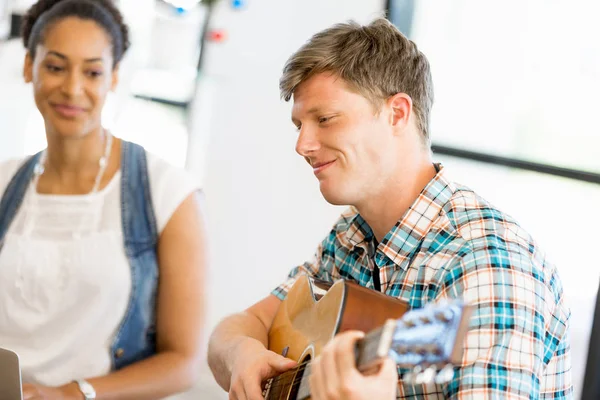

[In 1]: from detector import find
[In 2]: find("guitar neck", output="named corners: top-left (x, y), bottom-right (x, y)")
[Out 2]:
top-left (355, 320), bottom-right (397, 371)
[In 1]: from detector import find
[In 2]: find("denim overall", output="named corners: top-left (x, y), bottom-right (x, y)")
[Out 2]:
top-left (0, 140), bottom-right (158, 369)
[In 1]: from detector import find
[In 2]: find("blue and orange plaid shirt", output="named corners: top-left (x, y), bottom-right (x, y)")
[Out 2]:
top-left (272, 165), bottom-right (572, 399)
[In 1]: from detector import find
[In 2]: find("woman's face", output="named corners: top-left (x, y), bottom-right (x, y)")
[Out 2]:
top-left (23, 17), bottom-right (118, 138)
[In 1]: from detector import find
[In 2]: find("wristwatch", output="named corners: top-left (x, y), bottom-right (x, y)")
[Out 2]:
top-left (74, 379), bottom-right (96, 400)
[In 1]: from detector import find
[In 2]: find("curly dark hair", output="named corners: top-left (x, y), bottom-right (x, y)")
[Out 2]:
top-left (21, 0), bottom-right (130, 67)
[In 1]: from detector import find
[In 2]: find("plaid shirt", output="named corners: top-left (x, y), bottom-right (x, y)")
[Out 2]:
top-left (272, 165), bottom-right (572, 399)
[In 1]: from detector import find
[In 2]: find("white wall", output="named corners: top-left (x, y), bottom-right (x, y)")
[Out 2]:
top-left (0, 0), bottom-right (10, 39)
top-left (0, 39), bottom-right (36, 160)
top-left (192, 0), bottom-right (386, 333)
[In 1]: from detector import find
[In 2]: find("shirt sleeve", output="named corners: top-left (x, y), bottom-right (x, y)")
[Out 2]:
top-left (434, 246), bottom-right (573, 400)
top-left (271, 239), bottom-right (326, 301)
top-left (271, 225), bottom-right (343, 301)
top-left (146, 151), bottom-right (200, 234)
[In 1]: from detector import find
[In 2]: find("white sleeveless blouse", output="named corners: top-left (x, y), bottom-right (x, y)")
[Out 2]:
top-left (0, 151), bottom-right (198, 386)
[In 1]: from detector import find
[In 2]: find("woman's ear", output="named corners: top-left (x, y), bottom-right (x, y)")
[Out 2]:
top-left (23, 52), bottom-right (33, 83)
top-left (110, 64), bottom-right (119, 91)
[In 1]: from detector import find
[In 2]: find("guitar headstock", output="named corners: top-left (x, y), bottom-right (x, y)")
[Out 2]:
top-left (356, 299), bottom-right (472, 385)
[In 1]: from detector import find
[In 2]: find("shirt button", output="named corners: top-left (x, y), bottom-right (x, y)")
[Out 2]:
top-left (115, 348), bottom-right (125, 358)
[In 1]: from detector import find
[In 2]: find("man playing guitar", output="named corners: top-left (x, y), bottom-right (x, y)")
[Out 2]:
top-left (208, 18), bottom-right (573, 400)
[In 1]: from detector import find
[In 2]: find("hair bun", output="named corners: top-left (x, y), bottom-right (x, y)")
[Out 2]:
top-left (21, 0), bottom-right (66, 48)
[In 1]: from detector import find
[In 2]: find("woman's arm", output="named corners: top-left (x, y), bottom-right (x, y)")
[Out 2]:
top-left (54, 191), bottom-right (207, 400)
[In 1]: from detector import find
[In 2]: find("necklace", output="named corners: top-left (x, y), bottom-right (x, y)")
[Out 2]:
top-left (13, 130), bottom-right (115, 305)
top-left (25, 129), bottom-right (114, 239)
top-left (32, 129), bottom-right (113, 196)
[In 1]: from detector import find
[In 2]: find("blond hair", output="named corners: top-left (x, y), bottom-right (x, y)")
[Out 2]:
top-left (280, 18), bottom-right (434, 141)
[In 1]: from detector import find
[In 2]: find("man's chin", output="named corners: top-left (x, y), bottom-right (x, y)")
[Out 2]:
top-left (319, 186), bottom-right (350, 206)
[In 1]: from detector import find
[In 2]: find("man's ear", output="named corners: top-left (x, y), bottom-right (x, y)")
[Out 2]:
top-left (387, 92), bottom-right (413, 129)
top-left (23, 52), bottom-right (33, 83)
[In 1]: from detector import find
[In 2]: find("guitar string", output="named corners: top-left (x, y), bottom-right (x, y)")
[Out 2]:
top-left (267, 361), bottom-right (310, 382)
top-left (265, 361), bottom-right (428, 392)
top-left (264, 335), bottom-right (378, 384)
top-left (267, 363), bottom-right (376, 392)
top-left (265, 363), bottom-right (312, 392)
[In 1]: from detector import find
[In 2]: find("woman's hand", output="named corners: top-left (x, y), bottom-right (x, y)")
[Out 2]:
top-left (22, 382), bottom-right (82, 400)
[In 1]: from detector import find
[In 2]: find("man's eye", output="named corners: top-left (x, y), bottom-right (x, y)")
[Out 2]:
top-left (319, 116), bottom-right (332, 124)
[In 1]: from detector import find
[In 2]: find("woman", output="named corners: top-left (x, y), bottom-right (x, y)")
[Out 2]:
top-left (0, 0), bottom-right (206, 398)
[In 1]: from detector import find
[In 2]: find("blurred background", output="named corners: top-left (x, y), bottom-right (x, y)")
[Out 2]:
top-left (1, 0), bottom-right (599, 398)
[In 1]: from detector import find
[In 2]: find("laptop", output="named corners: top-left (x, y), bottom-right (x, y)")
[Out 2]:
top-left (0, 347), bottom-right (22, 400)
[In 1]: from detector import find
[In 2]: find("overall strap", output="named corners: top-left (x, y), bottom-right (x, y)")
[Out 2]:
top-left (120, 140), bottom-right (158, 253)
top-left (112, 140), bottom-right (159, 369)
top-left (0, 152), bottom-right (43, 244)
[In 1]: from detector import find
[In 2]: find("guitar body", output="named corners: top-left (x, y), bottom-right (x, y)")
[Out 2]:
top-left (267, 275), bottom-right (408, 399)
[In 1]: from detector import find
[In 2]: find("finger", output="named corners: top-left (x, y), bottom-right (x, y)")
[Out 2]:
top-left (364, 358), bottom-right (399, 397)
top-left (333, 331), bottom-right (365, 378)
top-left (22, 390), bottom-right (40, 400)
top-left (22, 385), bottom-right (37, 400)
top-left (22, 383), bottom-right (35, 392)
top-left (242, 354), bottom-right (290, 400)
top-left (229, 385), bottom-right (244, 400)
top-left (243, 376), bottom-right (266, 400)
top-left (377, 357), bottom-right (399, 381)
top-left (319, 345), bottom-right (340, 397)
top-left (266, 352), bottom-right (297, 373)
top-left (22, 392), bottom-right (34, 400)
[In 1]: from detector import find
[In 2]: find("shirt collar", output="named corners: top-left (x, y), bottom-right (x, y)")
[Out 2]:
top-left (344, 164), bottom-right (456, 269)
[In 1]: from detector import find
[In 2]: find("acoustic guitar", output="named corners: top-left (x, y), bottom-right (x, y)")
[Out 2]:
top-left (264, 275), bottom-right (472, 399)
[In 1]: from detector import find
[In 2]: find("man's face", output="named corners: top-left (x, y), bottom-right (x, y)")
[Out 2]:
top-left (291, 73), bottom-right (397, 207)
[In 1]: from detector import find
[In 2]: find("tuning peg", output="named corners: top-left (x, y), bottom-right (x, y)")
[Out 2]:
top-left (403, 318), bottom-right (417, 328)
top-left (435, 364), bottom-right (455, 384)
top-left (414, 371), bottom-right (426, 384)
top-left (423, 343), bottom-right (439, 355)
top-left (404, 365), bottom-right (422, 385)
top-left (434, 309), bottom-right (454, 323)
top-left (394, 344), bottom-right (409, 354)
top-left (416, 366), bottom-right (437, 384)
top-left (403, 371), bottom-right (415, 385)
